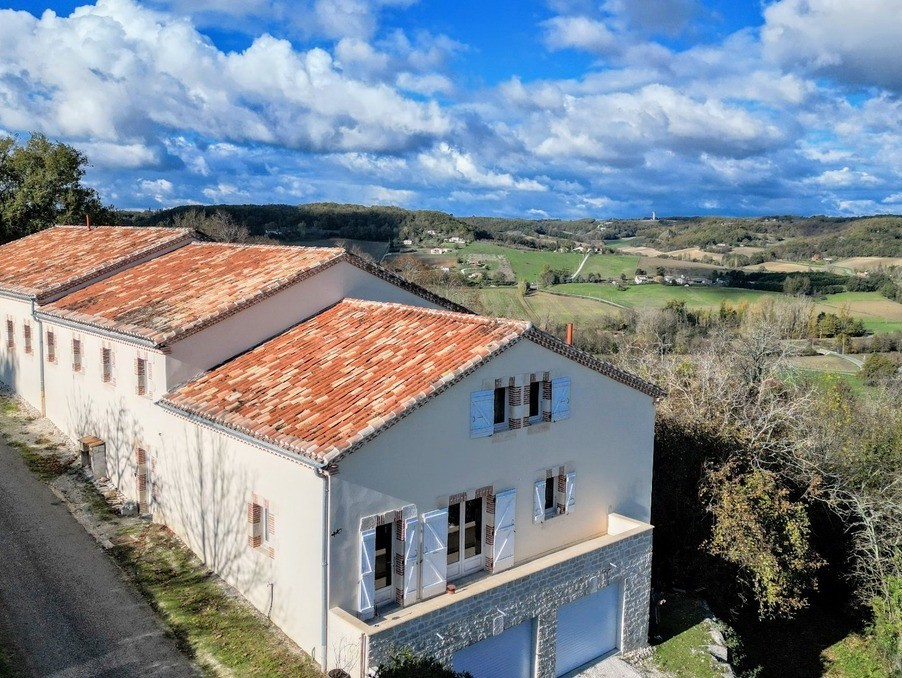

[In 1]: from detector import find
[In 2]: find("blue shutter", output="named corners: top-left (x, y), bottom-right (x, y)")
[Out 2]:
top-left (551, 377), bottom-right (571, 421)
top-left (492, 489), bottom-right (517, 573)
top-left (533, 479), bottom-right (546, 524)
top-left (421, 509), bottom-right (448, 599)
top-left (358, 528), bottom-right (376, 619)
top-left (470, 390), bottom-right (494, 438)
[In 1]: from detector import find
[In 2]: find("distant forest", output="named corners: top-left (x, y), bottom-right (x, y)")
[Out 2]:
top-left (115, 204), bottom-right (902, 259)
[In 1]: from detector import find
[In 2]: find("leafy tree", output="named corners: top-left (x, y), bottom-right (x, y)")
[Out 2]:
top-left (0, 133), bottom-right (111, 242)
top-left (860, 353), bottom-right (901, 386)
top-left (172, 208), bottom-right (251, 243)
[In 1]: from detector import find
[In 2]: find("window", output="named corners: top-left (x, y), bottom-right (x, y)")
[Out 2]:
top-left (493, 386), bottom-right (508, 429)
top-left (247, 497), bottom-right (276, 558)
top-left (373, 522), bottom-right (393, 593)
top-left (23, 324), bottom-right (32, 354)
top-left (72, 339), bottom-right (82, 372)
top-left (6, 319), bottom-right (13, 349)
top-left (47, 331), bottom-right (55, 363)
top-left (102, 348), bottom-right (112, 383)
top-left (263, 506), bottom-right (272, 545)
top-left (447, 496), bottom-right (483, 580)
top-left (136, 358), bottom-right (147, 395)
top-left (534, 469), bottom-right (576, 523)
top-left (470, 376), bottom-right (569, 438)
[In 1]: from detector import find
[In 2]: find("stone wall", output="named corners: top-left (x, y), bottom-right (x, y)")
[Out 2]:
top-left (367, 530), bottom-right (652, 677)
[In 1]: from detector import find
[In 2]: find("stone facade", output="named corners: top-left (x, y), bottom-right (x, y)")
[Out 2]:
top-left (367, 530), bottom-right (652, 677)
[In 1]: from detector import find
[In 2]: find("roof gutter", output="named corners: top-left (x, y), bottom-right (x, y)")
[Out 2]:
top-left (156, 400), bottom-right (325, 471)
top-left (0, 289), bottom-right (36, 303)
top-left (34, 312), bottom-right (160, 351)
top-left (315, 465), bottom-right (333, 670)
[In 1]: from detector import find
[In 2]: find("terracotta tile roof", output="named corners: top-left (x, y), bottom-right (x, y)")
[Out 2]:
top-left (162, 299), bottom-right (531, 463)
top-left (41, 242), bottom-right (345, 347)
top-left (0, 225), bottom-right (194, 301)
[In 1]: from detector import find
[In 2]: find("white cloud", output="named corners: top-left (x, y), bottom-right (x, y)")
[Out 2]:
top-left (763, 0), bottom-right (902, 91)
top-left (417, 143), bottom-right (546, 191)
top-left (543, 16), bottom-right (617, 54)
top-left (807, 167), bottom-right (880, 188)
top-left (0, 0), bottom-right (450, 158)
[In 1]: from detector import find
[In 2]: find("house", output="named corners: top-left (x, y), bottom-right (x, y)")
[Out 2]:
top-left (402, 239), bottom-right (413, 246)
top-left (634, 275), bottom-right (649, 285)
top-left (0, 225), bottom-right (194, 412)
top-left (0, 225), bottom-right (662, 678)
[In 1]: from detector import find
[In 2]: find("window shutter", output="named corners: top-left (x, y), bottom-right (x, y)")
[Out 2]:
top-left (533, 479), bottom-right (546, 524)
top-left (492, 488), bottom-right (516, 573)
top-left (551, 377), bottom-right (571, 421)
top-left (420, 508), bottom-right (448, 599)
top-left (470, 390), bottom-right (494, 438)
top-left (358, 527), bottom-right (376, 619)
top-left (402, 515), bottom-right (419, 606)
top-left (562, 471), bottom-right (576, 514)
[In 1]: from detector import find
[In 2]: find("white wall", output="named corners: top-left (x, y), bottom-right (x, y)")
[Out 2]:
top-left (165, 260), bottom-right (440, 390)
top-left (153, 411), bottom-right (326, 661)
top-left (328, 340), bottom-right (656, 613)
top-left (0, 296), bottom-right (43, 410)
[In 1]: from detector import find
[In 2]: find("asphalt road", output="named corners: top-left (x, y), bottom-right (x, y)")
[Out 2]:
top-left (0, 440), bottom-right (198, 677)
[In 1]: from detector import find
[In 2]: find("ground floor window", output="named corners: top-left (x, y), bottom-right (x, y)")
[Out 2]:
top-left (448, 496), bottom-right (483, 580)
top-left (374, 522), bottom-right (393, 602)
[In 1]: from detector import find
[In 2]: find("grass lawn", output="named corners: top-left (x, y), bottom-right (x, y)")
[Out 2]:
top-left (815, 292), bottom-right (902, 334)
top-left (462, 243), bottom-right (637, 281)
top-left (647, 595), bottom-right (725, 678)
top-left (822, 633), bottom-right (893, 677)
top-left (478, 288), bottom-right (621, 325)
top-left (550, 283), bottom-right (779, 310)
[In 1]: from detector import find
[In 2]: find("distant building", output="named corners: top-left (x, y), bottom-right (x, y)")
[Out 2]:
top-left (402, 239), bottom-right (413, 246)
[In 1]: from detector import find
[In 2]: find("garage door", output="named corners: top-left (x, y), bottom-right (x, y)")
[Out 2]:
top-left (452, 618), bottom-right (534, 678)
top-left (555, 583), bottom-right (620, 676)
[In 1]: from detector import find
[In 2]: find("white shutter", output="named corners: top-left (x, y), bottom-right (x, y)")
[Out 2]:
top-left (493, 489), bottom-right (516, 573)
top-left (564, 471), bottom-right (576, 514)
top-left (533, 479), bottom-right (546, 524)
top-left (358, 528), bottom-right (376, 619)
top-left (551, 377), bottom-right (571, 421)
top-left (470, 390), bottom-right (494, 438)
top-left (403, 515), bottom-right (419, 606)
top-left (420, 509), bottom-right (448, 599)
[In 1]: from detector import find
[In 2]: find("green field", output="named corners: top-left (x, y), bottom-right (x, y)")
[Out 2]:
top-left (549, 283), bottom-right (780, 309)
top-left (816, 291), bottom-right (902, 333)
top-left (462, 243), bottom-right (637, 281)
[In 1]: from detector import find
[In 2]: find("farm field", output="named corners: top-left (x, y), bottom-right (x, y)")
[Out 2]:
top-left (638, 256), bottom-right (721, 273)
top-left (549, 283), bottom-right (780, 310)
top-left (787, 355), bottom-right (859, 374)
top-left (478, 288), bottom-right (618, 325)
top-left (834, 256), bottom-right (902, 271)
top-left (462, 243), bottom-right (637, 281)
top-left (816, 292), bottom-right (902, 332)
top-left (604, 237), bottom-right (645, 250)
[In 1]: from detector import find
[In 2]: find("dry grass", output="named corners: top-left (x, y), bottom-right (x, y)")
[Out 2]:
top-left (834, 256), bottom-right (902, 271)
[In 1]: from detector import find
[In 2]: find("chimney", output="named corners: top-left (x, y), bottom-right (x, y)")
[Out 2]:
top-left (86, 214), bottom-right (91, 230)
top-left (565, 323), bottom-right (573, 346)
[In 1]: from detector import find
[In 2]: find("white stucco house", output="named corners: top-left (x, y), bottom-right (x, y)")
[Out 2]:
top-left (0, 225), bottom-right (663, 678)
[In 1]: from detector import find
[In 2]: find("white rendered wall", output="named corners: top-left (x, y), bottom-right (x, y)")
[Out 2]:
top-left (328, 340), bottom-right (656, 614)
top-left (165, 261), bottom-right (440, 390)
top-left (0, 296), bottom-right (43, 410)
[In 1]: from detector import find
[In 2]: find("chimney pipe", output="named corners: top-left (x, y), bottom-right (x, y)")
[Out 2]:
top-left (86, 214), bottom-right (91, 230)
top-left (565, 323), bottom-right (573, 346)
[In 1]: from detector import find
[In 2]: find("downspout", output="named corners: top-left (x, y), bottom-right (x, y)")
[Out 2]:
top-left (318, 466), bottom-right (332, 670)
top-left (33, 299), bottom-right (45, 416)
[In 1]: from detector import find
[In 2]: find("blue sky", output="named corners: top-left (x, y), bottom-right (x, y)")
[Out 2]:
top-left (1, 1), bottom-right (901, 219)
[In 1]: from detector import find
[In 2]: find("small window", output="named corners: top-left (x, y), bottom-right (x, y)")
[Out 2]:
top-left (72, 339), bottom-right (82, 372)
top-left (47, 331), bottom-right (56, 363)
top-left (136, 358), bottom-right (147, 395)
top-left (493, 386), bottom-right (508, 429)
top-left (102, 348), bottom-right (112, 383)
top-left (263, 506), bottom-right (272, 544)
top-left (23, 324), bottom-right (32, 354)
top-left (6, 319), bottom-right (13, 349)
top-left (544, 476), bottom-right (556, 515)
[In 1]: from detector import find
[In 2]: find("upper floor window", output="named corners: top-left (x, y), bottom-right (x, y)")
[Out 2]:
top-left (534, 468), bottom-right (576, 523)
top-left (47, 331), bottom-right (56, 363)
top-left (470, 376), bottom-right (570, 438)
top-left (23, 323), bottom-right (32, 354)
top-left (102, 348), bottom-right (112, 383)
top-left (72, 338), bottom-right (82, 372)
top-left (136, 357), bottom-right (147, 396)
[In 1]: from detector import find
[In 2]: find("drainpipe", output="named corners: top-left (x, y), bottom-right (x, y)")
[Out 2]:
top-left (33, 299), bottom-right (45, 416)
top-left (318, 466), bottom-right (333, 670)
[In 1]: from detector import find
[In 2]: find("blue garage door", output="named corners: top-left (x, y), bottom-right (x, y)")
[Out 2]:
top-left (452, 618), bottom-right (534, 678)
top-left (555, 583), bottom-right (620, 676)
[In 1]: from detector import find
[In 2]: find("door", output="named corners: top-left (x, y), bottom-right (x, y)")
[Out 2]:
top-left (447, 496), bottom-right (483, 580)
top-left (452, 618), bottom-right (534, 678)
top-left (554, 583), bottom-right (621, 676)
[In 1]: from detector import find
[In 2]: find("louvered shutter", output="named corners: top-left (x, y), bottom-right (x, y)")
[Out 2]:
top-left (402, 515), bottom-right (419, 606)
top-left (492, 489), bottom-right (516, 573)
top-left (358, 528), bottom-right (376, 619)
top-left (247, 502), bottom-right (262, 548)
top-left (564, 471), bottom-right (576, 514)
top-left (533, 479), bottom-right (546, 524)
top-left (420, 508), bottom-right (448, 599)
top-left (551, 377), bottom-right (571, 421)
top-left (470, 390), bottom-right (494, 438)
